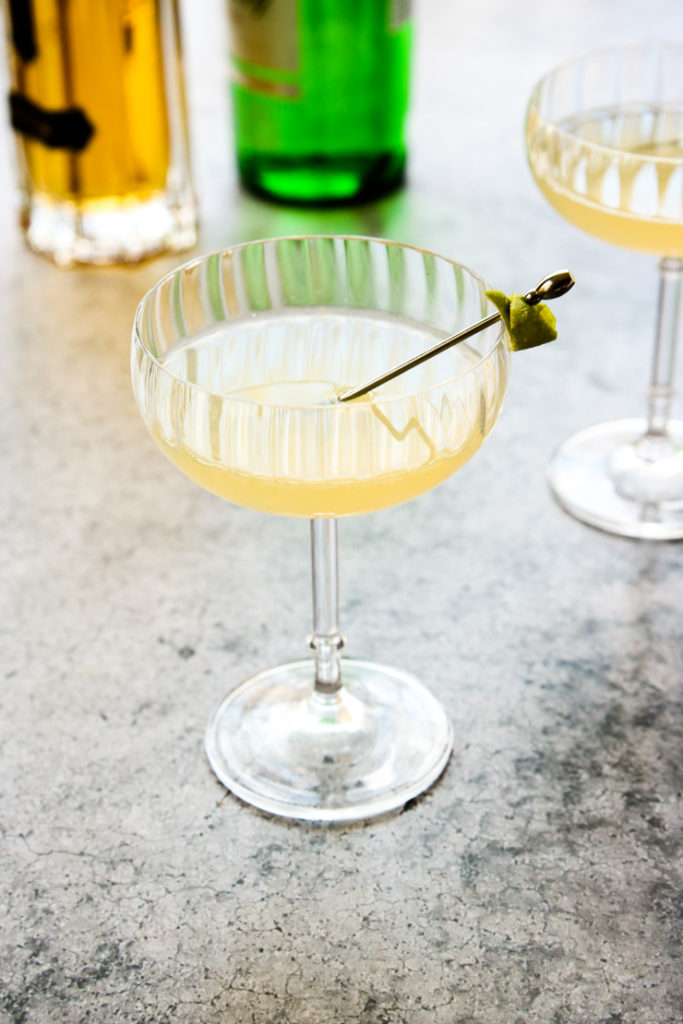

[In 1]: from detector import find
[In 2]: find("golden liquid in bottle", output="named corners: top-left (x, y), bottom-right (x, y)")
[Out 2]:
top-left (10, 0), bottom-right (170, 205)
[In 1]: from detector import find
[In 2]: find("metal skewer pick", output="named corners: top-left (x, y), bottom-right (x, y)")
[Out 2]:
top-left (337, 270), bottom-right (575, 403)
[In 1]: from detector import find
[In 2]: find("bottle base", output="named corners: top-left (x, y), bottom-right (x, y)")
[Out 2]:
top-left (237, 151), bottom-right (406, 206)
top-left (20, 187), bottom-right (198, 267)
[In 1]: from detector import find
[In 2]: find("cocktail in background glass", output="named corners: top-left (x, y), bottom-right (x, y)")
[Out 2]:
top-left (526, 43), bottom-right (683, 539)
top-left (131, 236), bottom-right (510, 822)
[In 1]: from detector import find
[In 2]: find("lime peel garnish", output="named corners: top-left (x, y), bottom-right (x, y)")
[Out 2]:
top-left (486, 289), bottom-right (558, 351)
top-left (338, 272), bottom-right (573, 402)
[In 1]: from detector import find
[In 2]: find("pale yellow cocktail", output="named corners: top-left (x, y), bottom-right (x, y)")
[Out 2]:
top-left (151, 312), bottom-right (506, 518)
top-left (527, 106), bottom-right (683, 257)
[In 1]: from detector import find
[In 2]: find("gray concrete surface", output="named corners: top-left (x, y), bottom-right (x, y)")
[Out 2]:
top-left (1, 1), bottom-right (681, 1021)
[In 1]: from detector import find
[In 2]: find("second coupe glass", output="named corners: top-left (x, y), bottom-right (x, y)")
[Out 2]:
top-left (526, 43), bottom-right (683, 539)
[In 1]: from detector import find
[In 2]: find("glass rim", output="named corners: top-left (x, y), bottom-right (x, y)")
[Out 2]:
top-left (526, 40), bottom-right (683, 166)
top-left (132, 234), bottom-right (507, 411)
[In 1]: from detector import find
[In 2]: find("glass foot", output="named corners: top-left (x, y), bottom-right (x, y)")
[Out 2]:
top-left (548, 418), bottom-right (683, 539)
top-left (205, 658), bottom-right (453, 822)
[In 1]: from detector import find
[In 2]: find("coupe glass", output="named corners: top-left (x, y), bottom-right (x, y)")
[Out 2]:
top-left (526, 43), bottom-right (683, 539)
top-left (131, 236), bottom-right (509, 821)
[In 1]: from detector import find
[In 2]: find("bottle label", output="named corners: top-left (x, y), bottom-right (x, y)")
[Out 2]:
top-left (227, 0), bottom-right (300, 96)
top-left (9, 92), bottom-right (95, 151)
top-left (8, 0), bottom-right (37, 62)
top-left (228, 0), bottom-right (411, 100)
top-left (389, 0), bottom-right (411, 30)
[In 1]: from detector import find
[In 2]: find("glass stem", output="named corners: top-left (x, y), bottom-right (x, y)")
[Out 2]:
top-left (645, 257), bottom-right (683, 437)
top-left (308, 518), bottom-right (345, 695)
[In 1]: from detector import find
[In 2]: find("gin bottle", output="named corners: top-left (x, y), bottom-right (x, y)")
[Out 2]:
top-left (227, 0), bottom-right (412, 204)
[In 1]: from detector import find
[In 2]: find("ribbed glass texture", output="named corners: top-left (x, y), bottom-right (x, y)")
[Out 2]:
top-left (526, 43), bottom-right (683, 257)
top-left (131, 236), bottom-right (509, 518)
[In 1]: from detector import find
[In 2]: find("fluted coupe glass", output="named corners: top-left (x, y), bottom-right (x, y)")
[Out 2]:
top-left (526, 43), bottom-right (683, 539)
top-left (131, 236), bottom-right (510, 822)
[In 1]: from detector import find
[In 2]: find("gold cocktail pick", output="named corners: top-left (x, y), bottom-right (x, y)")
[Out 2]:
top-left (337, 270), bottom-right (575, 402)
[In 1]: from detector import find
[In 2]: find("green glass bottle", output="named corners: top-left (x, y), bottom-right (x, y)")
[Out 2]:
top-left (226, 0), bottom-right (412, 205)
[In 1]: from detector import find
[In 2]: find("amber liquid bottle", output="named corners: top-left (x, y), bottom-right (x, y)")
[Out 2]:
top-left (227, 0), bottom-right (412, 205)
top-left (3, 0), bottom-right (197, 264)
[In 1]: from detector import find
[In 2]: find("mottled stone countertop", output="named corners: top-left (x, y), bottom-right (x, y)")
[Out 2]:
top-left (1, 2), bottom-right (681, 1022)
